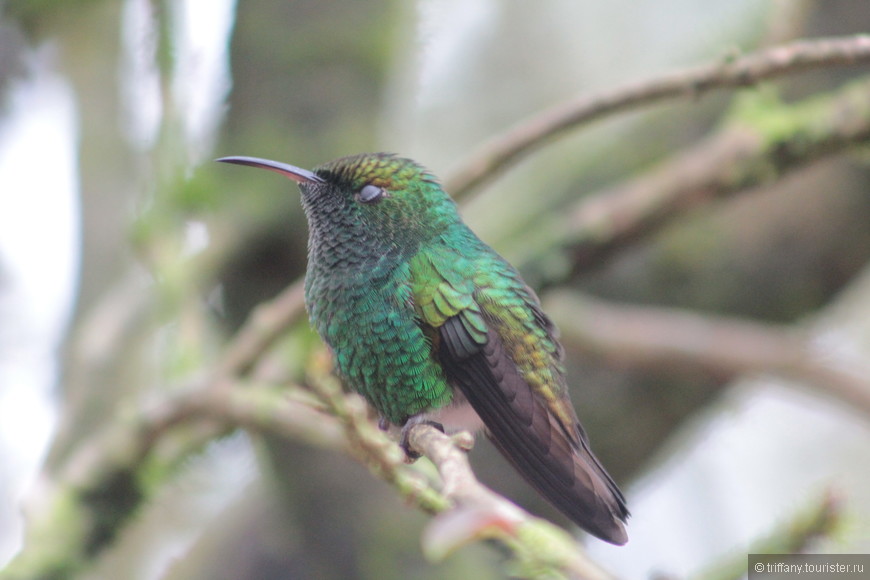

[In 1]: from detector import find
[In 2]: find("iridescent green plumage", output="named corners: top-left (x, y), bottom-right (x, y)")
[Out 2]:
top-left (217, 152), bottom-right (629, 545)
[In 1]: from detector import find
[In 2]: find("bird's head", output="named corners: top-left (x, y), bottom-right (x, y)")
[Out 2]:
top-left (217, 153), bottom-right (459, 250)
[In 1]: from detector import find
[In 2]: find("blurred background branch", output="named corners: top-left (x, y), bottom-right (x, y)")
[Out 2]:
top-left (544, 290), bottom-right (870, 417)
top-left (527, 75), bottom-right (870, 281)
top-left (445, 34), bottom-right (870, 198)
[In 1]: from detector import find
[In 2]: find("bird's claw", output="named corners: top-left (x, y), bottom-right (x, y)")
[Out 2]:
top-left (400, 420), bottom-right (445, 462)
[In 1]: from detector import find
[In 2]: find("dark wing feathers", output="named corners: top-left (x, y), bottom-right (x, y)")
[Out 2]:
top-left (409, 243), bottom-right (628, 544)
top-left (441, 314), bottom-right (479, 360)
top-left (437, 315), bottom-right (629, 545)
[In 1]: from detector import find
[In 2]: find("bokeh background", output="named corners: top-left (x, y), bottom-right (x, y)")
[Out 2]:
top-left (1, 1), bottom-right (869, 578)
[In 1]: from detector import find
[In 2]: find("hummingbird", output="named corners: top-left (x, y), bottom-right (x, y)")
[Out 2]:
top-left (217, 152), bottom-right (629, 544)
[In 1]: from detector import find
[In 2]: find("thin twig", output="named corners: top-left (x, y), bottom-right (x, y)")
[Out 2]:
top-left (445, 35), bottom-right (870, 197)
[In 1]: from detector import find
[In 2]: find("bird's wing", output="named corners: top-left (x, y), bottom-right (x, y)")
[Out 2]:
top-left (409, 241), bottom-right (628, 545)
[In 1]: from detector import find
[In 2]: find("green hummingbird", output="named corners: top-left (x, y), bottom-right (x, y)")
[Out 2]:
top-left (217, 152), bottom-right (629, 544)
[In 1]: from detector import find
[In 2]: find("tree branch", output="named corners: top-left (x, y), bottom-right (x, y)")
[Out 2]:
top-left (4, 373), bottom-right (619, 580)
top-left (445, 35), bottom-right (870, 197)
top-left (299, 365), bottom-right (450, 514)
top-left (544, 290), bottom-right (870, 418)
top-left (407, 424), bottom-right (618, 580)
top-left (213, 277), bottom-right (306, 380)
top-left (1, 384), bottom-right (339, 580)
top-left (301, 361), bottom-right (616, 579)
top-left (544, 76), bottom-right (870, 277)
top-left (12, 306), bottom-right (620, 580)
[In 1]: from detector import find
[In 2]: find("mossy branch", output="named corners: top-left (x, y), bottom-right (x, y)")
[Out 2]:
top-left (0, 384), bottom-right (330, 580)
top-left (539, 75), bottom-right (870, 278)
top-left (445, 34), bottom-right (870, 198)
top-left (5, 327), bottom-right (616, 580)
top-left (303, 361), bottom-right (617, 580)
top-left (406, 424), bottom-right (618, 580)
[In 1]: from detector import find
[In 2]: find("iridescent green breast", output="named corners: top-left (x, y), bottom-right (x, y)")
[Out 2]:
top-left (305, 258), bottom-right (453, 424)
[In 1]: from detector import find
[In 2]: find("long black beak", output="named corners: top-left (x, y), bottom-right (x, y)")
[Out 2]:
top-left (216, 156), bottom-right (325, 184)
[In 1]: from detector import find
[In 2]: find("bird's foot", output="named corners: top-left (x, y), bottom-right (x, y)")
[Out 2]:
top-left (400, 420), bottom-right (445, 462)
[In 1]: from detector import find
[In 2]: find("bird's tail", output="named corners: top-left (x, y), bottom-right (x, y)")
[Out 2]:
top-left (486, 418), bottom-right (629, 545)
top-left (451, 328), bottom-right (629, 544)
top-left (440, 318), bottom-right (629, 544)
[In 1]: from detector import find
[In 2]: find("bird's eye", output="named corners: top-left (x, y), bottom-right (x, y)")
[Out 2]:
top-left (357, 184), bottom-right (385, 204)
